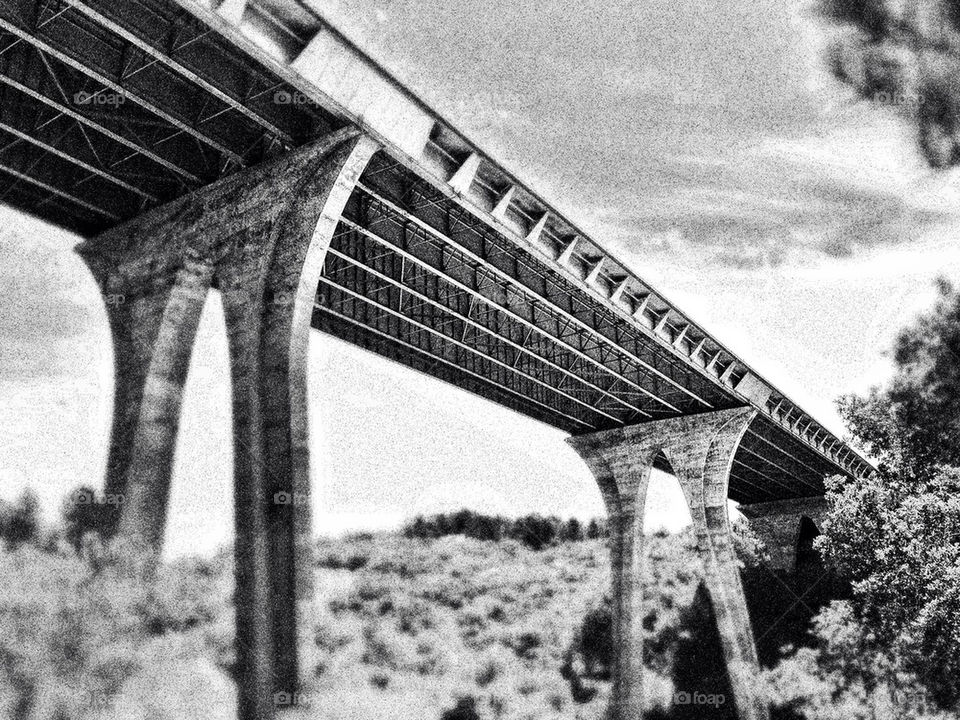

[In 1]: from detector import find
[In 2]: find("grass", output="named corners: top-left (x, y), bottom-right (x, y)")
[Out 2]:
top-left (308, 534), bottom-right (611, 720)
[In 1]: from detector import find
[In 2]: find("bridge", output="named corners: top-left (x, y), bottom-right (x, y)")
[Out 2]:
top-left (0, 1), bottom-right (871, 719)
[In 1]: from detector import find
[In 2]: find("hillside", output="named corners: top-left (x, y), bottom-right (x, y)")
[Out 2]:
top-left (0, 524), bottom-right (747, 720)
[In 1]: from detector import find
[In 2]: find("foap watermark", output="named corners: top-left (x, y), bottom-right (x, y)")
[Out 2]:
top-left (73, 90), bottom-right (127, 107)
top-left (894, 688), bottom-right (933, 713)
top-left (273, 90), bottom-right (312, 106)
top-left (71, 488), bottom-right (124, 506)
top-left (671, 89), bottom-right (726, 109)
top-left (675, 691), bottom-right (726, 708)
top-left (268, 290), bottom-right (297, 307)
top-left (65, 689), bottom-right (112, 710)
top-left (273, 491), bottom-right (308, 506)
top-left (873, 90), bottom-right (924, 108)
top-left (104, 292), bottom-right (126, 307)
top-left (273, 691), bottom-right (312, 708)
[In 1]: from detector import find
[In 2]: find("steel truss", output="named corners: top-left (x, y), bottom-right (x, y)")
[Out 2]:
top-left (0, 0), bottom-right (341, 232)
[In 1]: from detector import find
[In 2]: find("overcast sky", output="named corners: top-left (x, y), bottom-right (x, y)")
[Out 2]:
top-left (3, 0), bottom-right (960, 556)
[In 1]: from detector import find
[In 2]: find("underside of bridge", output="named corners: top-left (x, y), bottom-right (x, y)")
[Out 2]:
top-left (0, 0), bottom-right (868, 504)
top-left (319, 153), bottom-right (848, 502)
top-left (1, 3), bottom-right (872, 720)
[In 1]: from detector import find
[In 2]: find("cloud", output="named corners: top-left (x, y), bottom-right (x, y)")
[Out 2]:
top-left (0, 211), bottom-right (104, 380)
top-left (320, 0), bottom-right (960, 272)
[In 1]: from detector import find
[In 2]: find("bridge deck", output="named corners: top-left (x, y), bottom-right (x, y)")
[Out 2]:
top-left (0, 0), bottom-right (872, 501)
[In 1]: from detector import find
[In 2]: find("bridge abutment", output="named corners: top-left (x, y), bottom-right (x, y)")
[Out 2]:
top-left (77, 127), bottom-right (377, 720)
top-left (568, 407), bottom-right (769, 720)
top-left (738, 497), bottom-right (828, 573)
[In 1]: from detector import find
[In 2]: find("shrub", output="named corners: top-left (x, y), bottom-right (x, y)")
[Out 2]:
top-left (576, 601), bottom-right (612, 678)
top-left (0, 540), bottom-right (151, 717)
top-left (401, 510), bottom-right (605, 550)
top-left (761, 601), bottom-right (952, 720)
top-left (440, 696), bottom-right (481, 720)
top-left (0, 490), bottom-right (41, 549)
top-left (62, 485), bottom-right (114, 550)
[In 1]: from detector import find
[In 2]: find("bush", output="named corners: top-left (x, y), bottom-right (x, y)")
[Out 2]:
top-left (0, 490), bottom-right (41, 548)
top-left (401, 510), bottom-right (604, 550)
top-left (0, 540), bottom-right (151, 716)
top-left (62, 486), bottom-right (115, 550)
top-left (576, 602), bottom-right (612, 678)
top-left (441, 696), bottom-right (481, 720)
top-left (762, 601), bottom-right (952, 720)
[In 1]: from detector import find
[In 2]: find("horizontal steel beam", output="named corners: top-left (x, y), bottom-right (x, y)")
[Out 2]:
top-left (0, 70), bottom-right (201, 185)
top-left (0, 159), bottom-right (116, 218)
top-left (327, 244), bottom-right (649, 420)
top-left (0, 15), bottom-right (245, 164)
top-left (356, 182), bottom-right (708, 409)
top-left (316, 298), bottom-right (597, 431)
top-left (319, 272), bottom-right (622, 426)
top-left (335, 218), bottom-right (675, 414)
top-left (63, 0), bottom-right (293, 145)
top-left (0, 117), bottom-right (155, 200)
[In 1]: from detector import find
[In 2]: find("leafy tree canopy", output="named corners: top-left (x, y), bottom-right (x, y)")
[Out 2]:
top-left (813, 279), bottom-right (960, 709)
top-left (818, 0), bottom-right (960, 167)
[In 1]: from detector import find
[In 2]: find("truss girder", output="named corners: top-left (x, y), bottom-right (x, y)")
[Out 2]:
top-left (316, 283), bottom-right (603, 430)
top-left (319, 264), bottom-right (624, 426)
top-left (0, 0), bottom-right (341, 233)
top-left (314, 307), bottom-right (590, 431)
top-left (325, 243), bottom-right (654, 421)
top-left (330, 223), bottom-right (675, 417)
top-left (355, 171), bottom-right (735, 409)
top-left (348, 184), bottom-right (738, 413)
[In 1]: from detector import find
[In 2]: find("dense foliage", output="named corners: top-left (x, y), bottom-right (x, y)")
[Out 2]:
top-left (0, 491), bottom-right (41, 549)
top-left (818, 0), bottom-right (960, 167)
top-left (402, 510), bottom-right (607, 550)
top-left (763, 279), bottom-right (960, 717)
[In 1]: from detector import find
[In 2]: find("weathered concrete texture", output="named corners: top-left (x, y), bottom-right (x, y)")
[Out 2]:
top-left (77, 127), bottom-right (378, 720)
top-left (568, 407), bottom-right (769, 720)
top-left (738, 497), bottom-right (828, 572)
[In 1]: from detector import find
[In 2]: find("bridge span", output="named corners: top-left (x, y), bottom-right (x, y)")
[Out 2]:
top-left (0, 1), bottom-right (870, 719)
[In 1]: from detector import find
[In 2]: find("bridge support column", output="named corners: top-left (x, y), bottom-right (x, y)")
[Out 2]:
top-left (77, 128), bottom-right (377, 720)
top-left (738, 497), bottom-right (828, 572)
top-left (568, 407), bottom-right (768, 720)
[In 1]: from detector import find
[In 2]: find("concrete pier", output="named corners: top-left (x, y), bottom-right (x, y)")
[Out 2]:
top-left (739, 497), bottom-right (828, 572)
top-left (77, 128), bottom-right (377, 720)
top-left (569, 406), bottom-right (769, 720)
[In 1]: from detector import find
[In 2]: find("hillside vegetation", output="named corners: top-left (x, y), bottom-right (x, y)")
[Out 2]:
top-left (0, 500), bottom-right (751, 720)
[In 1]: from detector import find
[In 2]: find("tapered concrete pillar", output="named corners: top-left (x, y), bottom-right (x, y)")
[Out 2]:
top-left (79, 252), bottom-right (214, 542)
top-left (568, 406), bottom-right (768, 720)
top-left (77, 127), bottom-right (377, 720)
top-left (216, 132), bottom-right (378, 704)
top-left (738, 497), bottom-right (828, 572)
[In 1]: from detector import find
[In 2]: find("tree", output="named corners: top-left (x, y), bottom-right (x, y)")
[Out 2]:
top-left (509, 514), bottom-right (559, 550)
top-left (62, 486), bottom-right (113, 551)
top-left (586, 518), bottom-right (606, 540)
top-left (817, 0), bottom-right (960, 168)
top-left (562, 517), bottom-right (584, 542)
top-left (762, 601), bottom-right (950, 720)
top-left (0, 490), bottom-right (40, 548)
top-left (809, 279), bottom-right (960, 709)
top-left (837, 278), bottom-right (960, 476)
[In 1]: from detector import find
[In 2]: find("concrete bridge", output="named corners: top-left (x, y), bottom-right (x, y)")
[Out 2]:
top-left (0, 1), bottom-right (871, 718)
